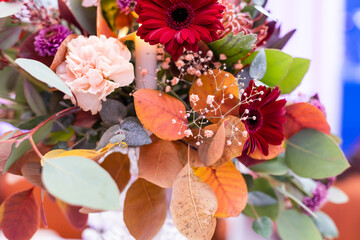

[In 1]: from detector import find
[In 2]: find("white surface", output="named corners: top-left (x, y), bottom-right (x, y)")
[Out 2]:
top-left (266, 0), bottom-right (345, 136)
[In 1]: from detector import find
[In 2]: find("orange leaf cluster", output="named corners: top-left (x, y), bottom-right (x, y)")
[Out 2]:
top-left (134, 89), bottom-right (188, 141)
top-left (189, 69), bottom-right (240, 123)
top-left (195, 161), bottom-right (248, 218)
top-left (284, 102), bottom-right (330, 139)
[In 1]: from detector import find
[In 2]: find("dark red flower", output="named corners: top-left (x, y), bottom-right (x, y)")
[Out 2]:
top-left (239, 80), bottom-right (286, 156)
top-left (135, 0), bottom-right (225, 60)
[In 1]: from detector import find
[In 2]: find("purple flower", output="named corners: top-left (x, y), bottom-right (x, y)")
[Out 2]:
top-left (117, 0), bottom-right (135, 9)
top-left (309, 94), bottom-right (326, 117)
top-left (34, 24), bottom-right (72, 57)
top-left (302, 182), bottom-right (328, 213)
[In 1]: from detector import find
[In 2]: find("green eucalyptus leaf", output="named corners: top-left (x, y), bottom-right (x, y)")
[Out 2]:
top-left (23, 79), bottom-right (47, 116)
top-left (208, 32), bottom-right (257, 67)
top-left (277, 210), bottom-right (322, 240)
top-left (250, 156), bottom-right (288, 175)
top-left (243, 178), bottom-right (279, 220)
top-left (252, 216), bottom-right (273, 240)
top-left (109, 134), bottom-right (126, 144)
top-left (100, 99), bottom-right (127, 126)
top-left (250, 49), bottom-right (267, 80)
top-left (96, 125), bottom-right (123, 150)
top-left (244, 49), bottom-right (310, 93)
top-left (70, 0), bottom-right (97, 35)
top-left (285, 129), bottom-right (349, 179)
top-left (18, 116), bottom-right (48, 130)
top-left (276, 186), bottom-right (317, 218)
top-left (121, 118), bottom-right (152, 147)
top-left (15, 58), bottom-right (73, 97)
top-left (42, 156), bottom-right (120, 210)
top-left (312, 211), bottom-right (339, 239)
top-left (248, 191), bottom-right (277, 206)
top-left (0, 27), bottom-right (22, 50)
top-left (0, 1), bottom-right (23, 18)
top-left (327, 186), bottom-right (349, 204)
top-left (4, 121), bottom-right (53, 173)
top-left (44, 127), bottom-right (75, 145)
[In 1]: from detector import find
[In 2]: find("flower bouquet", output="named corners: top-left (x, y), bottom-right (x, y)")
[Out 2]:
top-left (0, 0), bottom-right (350, 239)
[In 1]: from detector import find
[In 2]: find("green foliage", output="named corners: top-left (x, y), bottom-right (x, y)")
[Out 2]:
top-left (250, 49), bottom-right (267, 80)
top-left (285, 129), bottom-right (349, 179)
top-left (312, 211), bottom-right (339, 239)
top-left (252, 216), bottom-right (273, 240)
top-left (44, 127), bottom-right (75, 145)
top-left (101, 0), bottom-right (118, 30)
top-left (250, 156), bottom-right (289, 176)
top-left (244, 49), bottom-right (310, 93)
top-left (327, 186), bottom-right (349, 204)
top-left (247, 191), bottom-right (277, 206)
top-left (208, 32), bottom-right (257, 67)
top-left (277, 210), bottom-right (322, 240)
top-left (15, 58), bottom-right (74, 97)
top-left (42, 156), bottom-right (120, 210)
top-left (0, 27), bottom-right (22, 50)
top-left (243, 178), bottom-right (279, 220)
top-left (70, 0), bottom-right (97, 35)
top-left (23, 79), bottom-right (47, 116)
top-left (99, 99), bottom-right (127, 126)
top-left (0, 2), bottom-right (23, 18)
top-left (121, 118), bottom-right (152, 147)
top-left (3, 121), bottom-right (53, 172)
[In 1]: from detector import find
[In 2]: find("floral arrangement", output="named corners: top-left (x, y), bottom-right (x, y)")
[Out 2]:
top-left (0, 0), bottom-right (350, 240)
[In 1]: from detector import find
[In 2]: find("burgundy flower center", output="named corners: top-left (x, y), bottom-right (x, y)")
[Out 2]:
top-left (166, 3), bottom-right (195, 30)
top-left (246, 109), bottom-right (263, 131)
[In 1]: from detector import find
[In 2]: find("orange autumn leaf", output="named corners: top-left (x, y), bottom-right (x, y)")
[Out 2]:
top-left (194, 161), bottom-right (248, 218)
top-left (198, 121), bottom-right (226, 166)
top-left (284, 102), bottom-right (330, 139)
top-left (189, 69), bottom-right (240, 123)
top-left (101, 152), bottom-right (131, 192)
top-left (97, 4), bottom-right (117, 38)
top-left (56, 199), bottom-right (88, 230)
top-left (250, 142), bottom-right (285, 160)
top-left (124, 178), bottom-right (167, 240)
top-left (1, 188), bottom-right (40, 240)
top-left (174, 141), bottom-right (205, 168)
top-left (139, 135), bottom-right (184, 188)
top-left (212, 116), bottom-right (248, 166)
top-left (134, 89), bottom-right (188, 141)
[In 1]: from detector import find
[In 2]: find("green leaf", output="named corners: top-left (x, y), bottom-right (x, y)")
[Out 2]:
top-left (250, 156), bottom-right (288, 176)
top-left (42, 156), bottom-right (120, 210)
top-left (243, 178), bottom-right (279, 220)
top-left (244, 49), bottom-right (310, 94)
top-left (4, 121), bottom-right (53, 173)
top-left (278, 58), bottom-right (311, 93)
top-left (327, 186), bottom-right (349, 204)
top-left (121, 118), bottom-right (152, 147)
top-left (285, 129), bottom-right (349, 179)
top-left (15, 58), bottom-right (73, 98)
top-left (277, 210), bottom-right (322, 240)
top-left (23, 79), bottom-right (47, 116)
top-left (101, 0), bottom-right (118, 30)
top-left (99, 99), bottom-right (127, 126)
top-left (312, 211), bottom-right (339, 239)
top-left (18, 116), bottom-right (48, 130)
top-left (44, 127), bottom-right (75, 145)
top-left (252, 216), bottom-right (273, 240)
top-left (96, 125), bottom-right (123, 150)
top-left (248, 191), bottom-right (277, 206)
top-left (250, 49), bottom-right (267, 80)
top-left (276, 186), bottom-right (317, 218)
top-left (70, 0), bottom-right (97, 35)
top-left (208, 32), bottom-right (257, 67)
top-left (0, 27), bottom-right (22, 50)
top-left (0, 1), bottom-right (23, 18)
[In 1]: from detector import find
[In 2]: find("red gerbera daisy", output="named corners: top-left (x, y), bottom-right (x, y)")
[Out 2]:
top-left (135, 0), bottom-right (225, 60)
top-left (239, 80), bottom-right (286, 156)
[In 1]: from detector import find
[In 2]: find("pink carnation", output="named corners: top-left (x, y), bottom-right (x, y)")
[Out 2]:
top-left (56, 35), bottom-right (134, 114)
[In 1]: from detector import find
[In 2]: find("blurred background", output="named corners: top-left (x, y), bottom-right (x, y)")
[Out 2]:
top-left (2, 0), bottom-right (360, 239)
